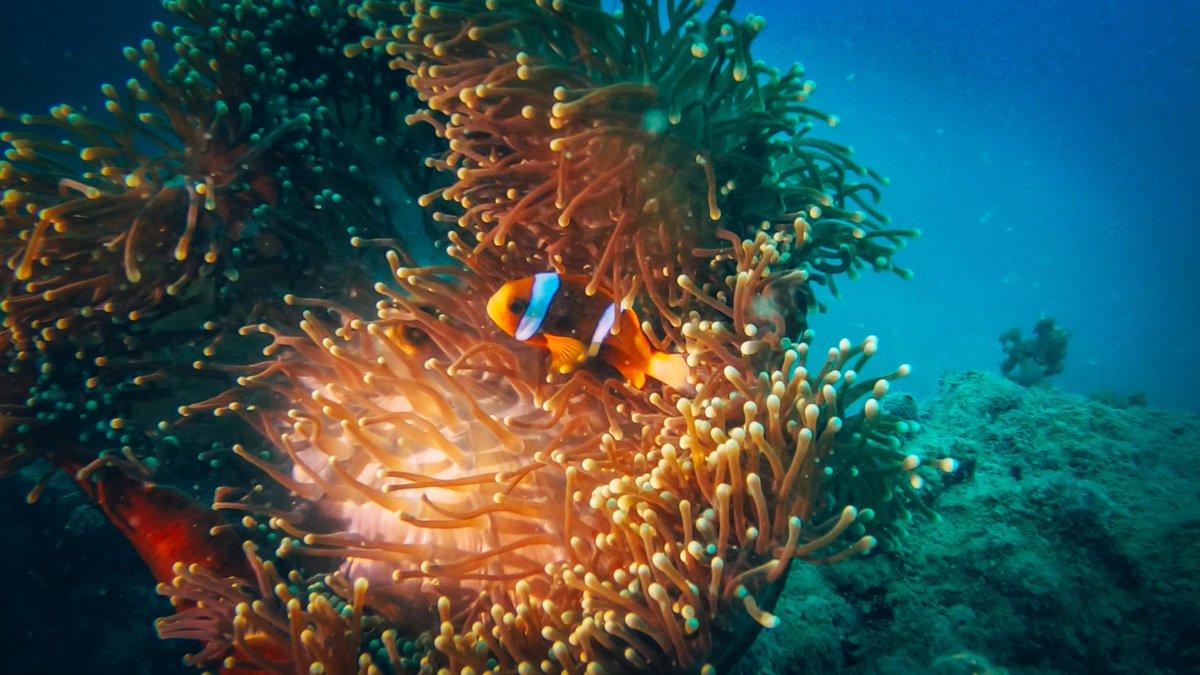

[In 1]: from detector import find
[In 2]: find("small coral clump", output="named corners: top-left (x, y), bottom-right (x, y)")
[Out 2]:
top-left (999, 316), bottom-right (1070, 386)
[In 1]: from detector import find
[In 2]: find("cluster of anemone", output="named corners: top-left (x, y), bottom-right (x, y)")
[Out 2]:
top-left (1, 1), bottom-right (951, 674)
top-left (1, 0), bottom-right (439, 479)
top-left (351, 0), bottom-right (916, 332)
top-left (166, 234), bottom-right (939, 675)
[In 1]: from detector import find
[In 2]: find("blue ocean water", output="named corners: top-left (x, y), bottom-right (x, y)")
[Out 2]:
top-left (3, 1), bottom-right (1197, 411)
top-left (740, 0), bottom-right (1200, 412)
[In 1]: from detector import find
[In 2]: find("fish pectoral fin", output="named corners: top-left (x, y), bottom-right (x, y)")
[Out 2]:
top-left (545, 335), bottom-right (588, 373)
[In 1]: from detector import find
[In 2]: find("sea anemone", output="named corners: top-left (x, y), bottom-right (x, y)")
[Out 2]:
top-left (0, 0), bottom-right (442, 481)
top-left (351, 0), bottom-right (916, 335)
top-left (1, 2), bottom-right (947, 673)
top-left (158, 227), bottom-right (946, 673)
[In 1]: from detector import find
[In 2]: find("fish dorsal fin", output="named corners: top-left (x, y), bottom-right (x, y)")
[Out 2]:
top-left (620, 308), bottom-right (653, 360)
top-left (544, 334), bottom-right (587, 374)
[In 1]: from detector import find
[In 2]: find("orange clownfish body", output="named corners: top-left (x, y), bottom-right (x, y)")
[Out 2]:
top-left (487, 273), bottom-right (691, 391)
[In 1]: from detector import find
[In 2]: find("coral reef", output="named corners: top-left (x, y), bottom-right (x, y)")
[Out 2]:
top-left (735, 372), bottom-right (1200, 674)
top-left (998, 316), bottom-right (1070, 386)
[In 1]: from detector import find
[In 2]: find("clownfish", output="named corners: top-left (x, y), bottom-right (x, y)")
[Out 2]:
top-left (487, 273), bottom-right (691, 391)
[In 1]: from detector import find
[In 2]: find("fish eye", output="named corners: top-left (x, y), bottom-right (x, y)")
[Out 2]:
top-left (508, 299), bottom-right (528, 314)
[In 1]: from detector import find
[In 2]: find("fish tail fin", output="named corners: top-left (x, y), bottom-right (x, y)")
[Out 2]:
top-left (646, 352), bottom-right (692, 392)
